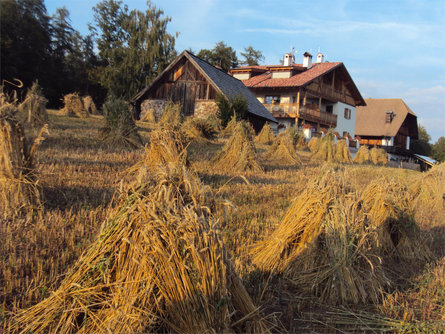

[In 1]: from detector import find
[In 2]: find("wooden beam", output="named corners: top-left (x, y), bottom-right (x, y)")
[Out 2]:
top-left (332, 69), bottom-right (335, 89)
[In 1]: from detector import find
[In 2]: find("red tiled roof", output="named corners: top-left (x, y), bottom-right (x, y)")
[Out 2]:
top-left (240, 62), bottom-right (342, 88)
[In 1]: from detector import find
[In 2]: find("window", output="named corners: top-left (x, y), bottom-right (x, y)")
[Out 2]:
top-left (326, 105), bottom-right (333, 113)
top-left (344, 108), bottom-right (351, 119)
top-left (265, 95), bottom-right (281, 104)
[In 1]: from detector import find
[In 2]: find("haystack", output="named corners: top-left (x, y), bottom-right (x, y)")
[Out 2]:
top-left (0, 108), bottom-right (46, 218)
top-left (213, 121), bottom-right (262, 172)
top-left (334, 139), bottom-right (353, 163)
top-left (13, 130), bottom-right (270, 334)
top-left (308, 136), bottom-right (319, 153)
top-left (82, 95), bottom-right (97, 115)
top-left (99, 98), bottom-right (142, 148)
top-left (19, 81), bottom-right (48, 127)
top-left (287, 126), bottom-right (308, 150)
top-left (159, 101), bottom-right (183, 128)
top-left (311, 131), bottom-right (336, 162)
top-left (252, 170), bottom-right (431, 305)
top-left (62, 93), bottom-right (88, 118)
top-left (370, 147), bottom-right (389, 165)
top-left (263, 131), bottom-right (302, 166)
top-left (220, 116), bottom-right (238, 138)
top-left (140, 108), bottom-right (156, 123)
top-left (255, 123), bottom-right (274, 144)
top-left (181, 117), bottom-right (217, 143)
top-left (353, 145), bottom-right (372, 164)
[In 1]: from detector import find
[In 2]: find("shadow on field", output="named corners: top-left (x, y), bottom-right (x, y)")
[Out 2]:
top-left (42, 184), bottom-right (115, 210)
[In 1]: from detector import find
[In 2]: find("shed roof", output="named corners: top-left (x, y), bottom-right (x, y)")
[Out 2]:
top-left (356, 98), bottom-right (418, 138)
top-left (132, 51), bottom-right (277, 123)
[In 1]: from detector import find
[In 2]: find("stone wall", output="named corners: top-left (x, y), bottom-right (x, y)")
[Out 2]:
top-left (194, 100), bottom-right (219, 119)
top-left (140, 99), bottom-right (168, 121)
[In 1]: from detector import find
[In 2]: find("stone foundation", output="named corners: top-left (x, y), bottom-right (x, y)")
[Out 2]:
top-left (140, 99), bottom-right (219, 121)
top-left (194, 100), bottom-right (219, 118)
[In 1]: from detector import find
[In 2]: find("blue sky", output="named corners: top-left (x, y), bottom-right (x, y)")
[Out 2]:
top-left (45, 0), bottom-right (444, 142)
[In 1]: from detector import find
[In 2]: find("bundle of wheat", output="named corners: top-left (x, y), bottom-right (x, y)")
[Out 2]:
top-left (353, 145), bottom-right (372, 164)
top-left (311, 131), bottom-right (337, 162)
top-left (220, 116), bottom-right (237, 138)
top-left (99, 98), bottom-right (142, 148)
top-left (0, 110), bottom-right (47, 218)
top-left (181, 117), bottom-right (217, 143)
top-left (18, 81), bottom-right (48, 127)
top-left (82, 95), bottom-right (97, 115)
top-left (205, 113), bottom-right (222, 133)
top-left (287, 126), bottom-right (308, 150)
top-left (62, 93), bottom-right (88, 118)
top-left (213, 121), bottom-right (262, 172)
top-left (370, 147), bottom-right (389, 165)
top-left (334, 139), bottom-right (353, 163)
top-left (13, 132), bottom-right (270, 333)
top-left (140, 108), bottom-right (156, 123)
top-left (252, 170), bottom-right (431, 305)
top-left (308, 136), bottom-right (320, 153)
top-left (255, 123), bottom-right (275, 144)
top-left (159, 101), bottom-right (183, 128)
top-left (263, 131), bottom-right (302, 166)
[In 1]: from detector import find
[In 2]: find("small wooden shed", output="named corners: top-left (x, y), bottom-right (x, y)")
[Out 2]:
top-left (131, 50), bottom-right (277, 132)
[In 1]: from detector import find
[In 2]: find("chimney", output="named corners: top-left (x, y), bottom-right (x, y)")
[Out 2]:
top-left (316, 52), bottom-right (324, 63)
top-left (283, 53), bottom-right (294, 66)
top-left (303, 52), bottom-right (312, 68)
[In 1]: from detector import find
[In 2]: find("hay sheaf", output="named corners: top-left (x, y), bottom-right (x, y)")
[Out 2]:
top-left (0, 112), bottom-right (46, 218)
top-left (62, 93), bottom-right (89, 118)
top-left (252, 170), bottom-right (431, 305)
top-left (308, 136), bottom-right (319, 153)
top-left (159, 101), bottom-right (183, 129)
top-left (353, 145), bottom-right (372, 164)
top-left (287, 126), bottom-right (308, 150)
top-left (140, 108), bottom-right (156, 123)
top-left (255, 123), bottom-right (275, 144)
top-left (213, 121), bottom-right (262, 172)
top-left (335, 139), bottom-right (353, 163)
top-left (181, 117), bottom-right (217, 143)
top-left (220, 116), bottom-right (237, 138)
top-left (13, 131), bottom-right (270, 333)
top-left (82, 96), bottom-right (97, 115)
top-left (263, 131), bottom-right (302, 166)
top-left (370, 147), bottom-right (389, 165)
top-left (18, 82), bottom-right (48, 127)
top-left (311, 131), bottom-right (337, 162)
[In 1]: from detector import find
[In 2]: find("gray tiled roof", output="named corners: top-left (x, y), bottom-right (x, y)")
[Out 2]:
top-left (188, 52), bottom-right (277, 123)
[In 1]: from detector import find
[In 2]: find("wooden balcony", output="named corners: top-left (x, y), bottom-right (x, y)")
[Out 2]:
top-left (262, 103), bottom-right (337, 127)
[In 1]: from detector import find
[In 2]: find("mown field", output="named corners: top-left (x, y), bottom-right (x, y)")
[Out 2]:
top-left (1, 109), bottom-right (444, 333)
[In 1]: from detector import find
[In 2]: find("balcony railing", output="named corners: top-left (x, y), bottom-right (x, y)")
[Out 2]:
top-left (262, 103), bottom-right (337, 126)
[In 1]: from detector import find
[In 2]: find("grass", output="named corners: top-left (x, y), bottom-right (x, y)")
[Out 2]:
top-left (1, 109), bottom-right (444, 332)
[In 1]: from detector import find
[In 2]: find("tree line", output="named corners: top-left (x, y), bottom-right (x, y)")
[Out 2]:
top-left (0, 0), bottom-right (264, 108)
top-left (411, 125), bottom-right (445, 162)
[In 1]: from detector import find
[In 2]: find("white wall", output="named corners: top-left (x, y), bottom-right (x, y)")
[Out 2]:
top-left (382, 137), bottom-right (394, 146)
top-left (333, 102), bottom-right (356, 137)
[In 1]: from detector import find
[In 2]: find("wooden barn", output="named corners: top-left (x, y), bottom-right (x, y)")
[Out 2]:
top-left (131, 50), bottom-right (277, 132)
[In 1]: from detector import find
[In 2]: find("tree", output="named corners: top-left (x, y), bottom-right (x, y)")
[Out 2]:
top-left (90, 0), bottom-right (176, 99)
top-left (215, 93), bottom-right (248, 127)
top-left (432, 137), bottom-right (445, 162)
top-left (410, 125), bottom-right (432, 156)
top-left (197, 41), bottom-right (238, 72)
top-left (240, 46), bottom-right (264, 66)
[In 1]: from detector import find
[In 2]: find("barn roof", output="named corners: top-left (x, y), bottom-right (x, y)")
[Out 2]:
top-left (356, 98), bottom-right (418, 138)
top-left (132, 51), bottom-right (277, 123)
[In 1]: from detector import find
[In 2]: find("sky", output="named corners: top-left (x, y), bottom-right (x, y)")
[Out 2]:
top-left (45, 0), bottom-right (445, 142)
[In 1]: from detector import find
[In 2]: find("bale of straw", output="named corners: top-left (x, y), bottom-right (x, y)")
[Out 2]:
top-left (62, 93), bottom-right (89, 118)
top-left (99, 98), bottom-right (142, 148)
top-left (263, 131), bottom-right (302, 166)
top-left (255, 123), bottom-right (275, 144)
top-left (82, 95), bottom-right (97, 115)
top-left (252, 170), bottom-right (431, 305)
top-left (335, 139), bottom-right (353, 163)
top-left (370, 147), bottom-right (389, 165)
top-left (159, 101), bottom-right (183, 128)
top-left (18, 81), bottom-right (48, 127)
top-left (13, 134), bottom-right (270, 333)
top-left (308, 136), bottom-right (320, 153)
top-left (181, 117), bottom-right (217, 143)
top-left (0, 112), bottom-right (47, 218)
top-left (353, 145), bottom-right (372, 164)
top-left (213, 121), bottom-right (262, 172)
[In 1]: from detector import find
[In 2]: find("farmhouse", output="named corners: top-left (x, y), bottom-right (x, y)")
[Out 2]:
top-left (229, 51), bottom-right (365, 138)
top-left (131, 50), bottom-right (277, 132)
top-left (356, 98), bottom-right (419, 162)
